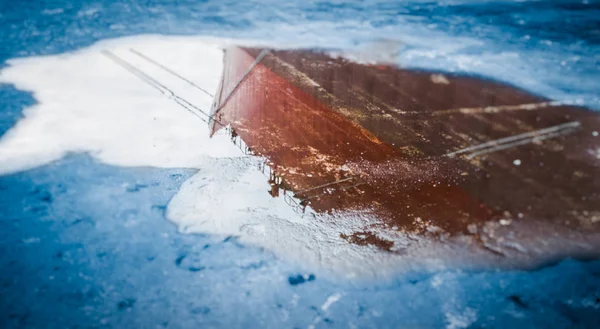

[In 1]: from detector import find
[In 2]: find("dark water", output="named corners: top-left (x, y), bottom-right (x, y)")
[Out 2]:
top-left (1, 0), bottom-right (600, 328)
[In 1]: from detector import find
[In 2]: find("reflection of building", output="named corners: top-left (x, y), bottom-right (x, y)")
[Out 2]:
top-left (209, 46), bottom-right (600, 253)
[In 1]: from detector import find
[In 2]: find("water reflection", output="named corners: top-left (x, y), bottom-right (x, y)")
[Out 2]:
top-left (211, 45), bottom-right (600, 265)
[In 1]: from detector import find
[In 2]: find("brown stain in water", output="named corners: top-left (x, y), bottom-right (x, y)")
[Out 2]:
top-left (211, 46), bottom-right (600, 252)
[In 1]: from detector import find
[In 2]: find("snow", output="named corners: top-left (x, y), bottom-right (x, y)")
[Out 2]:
top-left (0, 35), bottom-right (241, 176)
top-left (321, 293), bottom-right (342, 311)
top-left (445, 307), bottom-right (477, 329)
top-left (166, 154), bottom-right (435, 278)
top-left (0, 35), bottom-right (442, 279)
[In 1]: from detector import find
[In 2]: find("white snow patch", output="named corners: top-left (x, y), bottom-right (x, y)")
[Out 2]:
top-left (321, 293), bottom-right (342, 312)
top-left (0, 35), bottom-right (242, 175)
top-left (166, 155), bottom-right (432, 278)
top-left (431, 74), bottom-right (450, 85)
top-left (445, 308), bottom-right (477, 329)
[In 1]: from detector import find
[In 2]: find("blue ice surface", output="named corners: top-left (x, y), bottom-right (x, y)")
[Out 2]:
top-left (1, 154), bottom-right (600, 328)
top-left (1, 0), bottom-right (600, 328)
